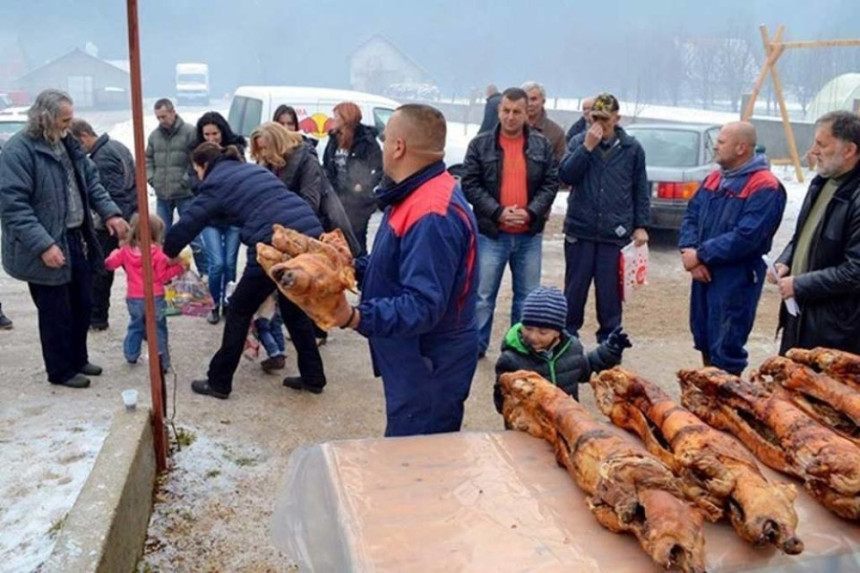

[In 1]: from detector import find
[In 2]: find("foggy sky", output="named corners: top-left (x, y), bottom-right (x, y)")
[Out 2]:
top-left (3, 0), bottom-right (860, 99)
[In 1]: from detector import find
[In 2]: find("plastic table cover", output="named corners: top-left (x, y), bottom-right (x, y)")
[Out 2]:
top-left (272, 431), bottom-right (860, 572)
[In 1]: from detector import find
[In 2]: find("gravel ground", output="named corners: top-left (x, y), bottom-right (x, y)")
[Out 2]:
top-left (0, 207), bottom-right (797, 572)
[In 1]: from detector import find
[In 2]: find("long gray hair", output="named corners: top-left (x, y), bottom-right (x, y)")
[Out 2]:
top-left (27, 89), bottom-right (73, 143)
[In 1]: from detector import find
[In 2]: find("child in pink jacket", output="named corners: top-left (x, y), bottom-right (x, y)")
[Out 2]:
top-left (105, 213), bottom-right (186, 370)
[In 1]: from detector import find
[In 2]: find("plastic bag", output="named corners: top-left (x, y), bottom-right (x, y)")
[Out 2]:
top-left (164, 269), bottom-right (214, 317)
top-left (619, 241), bottom-right (649, 303)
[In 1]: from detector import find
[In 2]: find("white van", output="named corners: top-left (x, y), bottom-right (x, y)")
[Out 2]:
top-left (228, 86), bottom-right (397, 149)
top-left (227, 86), bottom-right (466, 174)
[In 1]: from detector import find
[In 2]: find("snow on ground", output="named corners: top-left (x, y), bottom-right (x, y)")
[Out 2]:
top-left (0, 413), bottom-right (108, 573)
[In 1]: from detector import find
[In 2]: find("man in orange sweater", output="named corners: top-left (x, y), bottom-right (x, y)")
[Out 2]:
top-left (462, 87), bottom-right (559, 358)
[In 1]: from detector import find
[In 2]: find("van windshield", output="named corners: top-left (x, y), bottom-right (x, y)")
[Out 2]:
top-left (228, 96), bottom-right (263, 137)
top-left (373, 107), bottom-right (394, 133)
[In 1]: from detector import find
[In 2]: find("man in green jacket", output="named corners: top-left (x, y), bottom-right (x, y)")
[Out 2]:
top-left (146, 98), bottom-right (206, 274)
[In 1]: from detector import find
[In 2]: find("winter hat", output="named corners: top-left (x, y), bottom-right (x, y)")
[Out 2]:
top-left (520, 286), bottom-right (567, 331)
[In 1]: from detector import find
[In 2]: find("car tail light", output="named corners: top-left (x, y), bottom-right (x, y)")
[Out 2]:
top-left (654, 181), bottom-right (699, 200)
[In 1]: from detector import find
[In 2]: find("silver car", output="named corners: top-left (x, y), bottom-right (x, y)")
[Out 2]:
top-left (625, 123), bottom-right (721, 230)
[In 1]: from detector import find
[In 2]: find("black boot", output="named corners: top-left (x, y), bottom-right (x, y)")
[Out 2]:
top-left (206, 305), bottom-right (221, 325)
top-left (0, 304), bottom-right (12, 330)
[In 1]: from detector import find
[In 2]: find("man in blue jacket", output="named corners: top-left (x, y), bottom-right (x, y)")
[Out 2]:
top-left (0, 89), bottom-right (129, 389)
top-left (679, 121), bottom-right (786, 374)
top-left (560, 93), bottom-right (649, 342)
top-left (333, 104), bottom-right (479, 437)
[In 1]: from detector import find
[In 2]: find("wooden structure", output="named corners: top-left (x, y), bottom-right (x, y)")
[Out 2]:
top-left (743, 25), bottom-right (860, 182)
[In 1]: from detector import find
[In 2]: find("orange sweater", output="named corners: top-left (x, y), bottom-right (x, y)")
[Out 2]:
top-left (498, 133), bottom-right (527, 233)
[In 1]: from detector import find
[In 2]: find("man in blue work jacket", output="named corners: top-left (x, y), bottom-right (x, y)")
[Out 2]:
top-left (679, 121), bottom-right (786, 375)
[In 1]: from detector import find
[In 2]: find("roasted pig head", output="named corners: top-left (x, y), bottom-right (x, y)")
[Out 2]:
top-left (498, 370), bottom-right (707, 573)
top-left (256, 243), bottom-right (291, 275)
top-left (271, 225), bottom-right (356, 289)
top-left (591, 368), bottom-right (802, 554)
top-left (679, 367), bottom-right (860, 521)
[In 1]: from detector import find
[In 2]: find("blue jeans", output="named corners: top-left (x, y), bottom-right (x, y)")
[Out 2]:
top-left (124, 296), bottom-right (170, 369)
top-left (201, 225), bottom-right (240, 307)
top-left (475, 232), bottom-right (543, 354)
top-left (254, 313), bottom-right (285, 358)
top-left (157, 197), bottom-right (207, 275)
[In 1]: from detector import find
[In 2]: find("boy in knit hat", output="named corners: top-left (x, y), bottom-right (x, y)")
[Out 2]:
top-left (494, 285), bottom-right (631, 410)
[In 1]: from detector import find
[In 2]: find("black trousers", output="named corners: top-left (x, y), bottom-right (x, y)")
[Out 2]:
top-left (563, 238), bottom-right (622, 342)
top-left (91, 229), bottom-right (118, 323)
top-left (28, 230), bottom-right (93, 383)
top-left (206, 266), bottom-right (326, 394)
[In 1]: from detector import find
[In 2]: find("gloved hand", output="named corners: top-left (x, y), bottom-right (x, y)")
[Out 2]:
top-left (605, 326), bottom-right (632, 353)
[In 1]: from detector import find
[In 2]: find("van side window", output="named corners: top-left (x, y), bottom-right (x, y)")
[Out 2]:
top-left (373, 107), bottom-right (394, 134)
top-left (228, 96), bottom-right (263, 137)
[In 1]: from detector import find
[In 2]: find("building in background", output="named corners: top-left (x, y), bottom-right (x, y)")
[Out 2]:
top-left (805, 73), bottom-right (860, 121)
top-left (15, 48), bottom-right (130, 109)
top-left (349, 34), bottom-right (438, 100)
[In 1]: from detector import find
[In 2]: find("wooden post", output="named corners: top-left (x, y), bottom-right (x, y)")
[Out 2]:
top-left (742, 25), bottom-right (785, 121)
top-left (125, 0), bottom-right (168, 473)
top-left (759, 26), bottom-right (805, 182)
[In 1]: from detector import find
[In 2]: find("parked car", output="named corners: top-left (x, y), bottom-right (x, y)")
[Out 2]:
top-left (625, 123), bottom-right (721, 230)
top-left (0, 106), bottom-right (28, 152)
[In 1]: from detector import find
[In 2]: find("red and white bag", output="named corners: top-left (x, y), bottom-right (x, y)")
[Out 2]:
top-left (619, 242), bottom-right (649, 303)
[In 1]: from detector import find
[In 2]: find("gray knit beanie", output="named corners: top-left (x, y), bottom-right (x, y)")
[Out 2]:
top-left (520, 286), bottom-right (567, 331)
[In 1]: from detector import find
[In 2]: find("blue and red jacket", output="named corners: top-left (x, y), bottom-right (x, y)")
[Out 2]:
top-left (679, 154), bottom-right (786, 266)
top-left (355, 161), bottom-right (479, 434)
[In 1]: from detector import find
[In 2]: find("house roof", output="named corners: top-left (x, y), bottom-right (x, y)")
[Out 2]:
top-left (16, 48), bottom-right (129, 82)
top-left (350, 34), bottom-right (434, 81)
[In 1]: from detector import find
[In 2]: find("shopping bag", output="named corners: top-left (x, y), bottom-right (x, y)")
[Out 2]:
top-left (619, 241), bottom-right (649, 303)
top-left (165, 269), bottom-right (214, 317)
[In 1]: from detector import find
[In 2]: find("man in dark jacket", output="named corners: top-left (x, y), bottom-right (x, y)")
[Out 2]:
top-left (163, 150), bottom-right (326, 399)
top-left (559, 92), bottom-right (650, 342)
top-left (70, 119), bottom-right (138, 330)
top-left (462, 87), bottom-right (559, 357)
top-left (332, 104), bottom-right (479, 437)
top-left (679, 122), bottom-right (786, 374)
top-left (522, 81), bottom-right (567, 162)
top-left (0, 89), bottom-right (129, 388)
top-left (146, 98), bottom-right (206, 273)
top-left (478, 84), bottom-right (502, 134)
top-left (566, 96), bottom-right (595, 144)
top-left (771, 111), bottom-right (860, 354)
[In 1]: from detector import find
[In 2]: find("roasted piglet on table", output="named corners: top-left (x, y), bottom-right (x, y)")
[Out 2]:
top-left (785, 347), bottom-right (860, 392)
top-left (679, 367), bottom-right (860, 521)
top-left (257, 226), bottom-right (357, 330)
top-left (591, 368), bottom-right (802, 554)
top-left (498, 370), bottom-right (707, 573)
top-left (758, 356), bottom-right (860, 447)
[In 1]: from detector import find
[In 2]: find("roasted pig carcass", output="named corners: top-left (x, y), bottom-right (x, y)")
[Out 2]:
top-left (498, 370), bottom-right (707, 573)
top-left (256, 226), bottom-right (357, 330)
top-left (679, 367), bottom-right (860, 520)
top-left (591, 368), bottom-right (802, 554)
top-left (758, 356), bottom-right (860, 447)
top-left (785, 347), bottom-right (860, 392)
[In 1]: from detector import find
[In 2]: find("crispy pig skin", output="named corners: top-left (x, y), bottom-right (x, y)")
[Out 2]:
top-left (591, 368), bottom-right (802, 554)
top-left (256, 227), bottom-right (357, 330)
top-left (785, 347), bottom-right (860, 392)
top-left (759, 356), bottom-right (860, 447)
top-left (498, 370), bottom-right (707, 573)
top-left (679, 367), bottom-right (860, 521)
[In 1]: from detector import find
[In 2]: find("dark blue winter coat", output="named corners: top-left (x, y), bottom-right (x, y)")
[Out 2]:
top-left (355, 161), bottom-right (479, 437)
top-left (560, 127), bottom-right (650, 245)
top-left (678, 154), bottom-right (786, 374)
top-left (163, 156), bottom-right (322, 269)
top-left (0, 132), bottom-right (121, 285)
top-left (89, 133), bottom-right (138, 221)
top-left (679, 155), bottom-right (785, 266)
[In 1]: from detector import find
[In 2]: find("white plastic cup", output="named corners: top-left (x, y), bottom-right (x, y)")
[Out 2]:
top-left (122, 389), bottom-right (139, 411)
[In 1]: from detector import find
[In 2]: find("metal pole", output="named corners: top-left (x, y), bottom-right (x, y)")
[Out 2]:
top-left (125, 0), bottom-right (168, 472)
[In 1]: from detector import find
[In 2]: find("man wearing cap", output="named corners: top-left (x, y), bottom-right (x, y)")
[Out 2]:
top-left (559, 93), bottom-right (650, 342)
top-left (462, 87), bottom-right (559, 358)
top-left (566, 96), bottom-right (595, 144)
